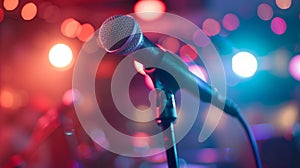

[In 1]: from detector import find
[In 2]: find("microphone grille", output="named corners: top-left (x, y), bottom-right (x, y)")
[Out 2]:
top-left (98, 15), bottom-right (143, 55)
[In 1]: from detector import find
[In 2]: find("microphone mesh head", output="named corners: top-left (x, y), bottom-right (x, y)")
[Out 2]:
top-left (98, 15), bottom-right (143, 55)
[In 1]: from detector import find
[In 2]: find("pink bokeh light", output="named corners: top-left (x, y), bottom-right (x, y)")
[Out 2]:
top-left (222, 13), bottom-right (240, 31)
top-left (289, 55), bottom-right (300, 81)
top-left (202, 18), bottom-right (221, 36)
top-left (271, 17), bottom-right (287, 35)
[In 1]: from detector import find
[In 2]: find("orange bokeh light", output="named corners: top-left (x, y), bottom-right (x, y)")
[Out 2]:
top-left (61, 18), bottom-right (81, 38)
top-left (276, 0), bottom-right (292, 10)
top-left (21, 2), bottom-right (37, 21)
top-left (134, 0), bottom-right (166, 21)
top-left (3, 0), bottom-right (19, 11)
top-left (0, 88), bottom-right (14, 108)
top-left (77, 23), bottom-right (94, 42)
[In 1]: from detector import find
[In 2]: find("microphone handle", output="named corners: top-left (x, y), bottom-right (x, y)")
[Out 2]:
top-left (134, 36), bottom-right (239, 117)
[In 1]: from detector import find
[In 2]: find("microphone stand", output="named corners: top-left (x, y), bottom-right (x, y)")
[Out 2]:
top-left (155, 88), bottom-right (179, 168)
top-left (146, 68), bottom-right (179, 168)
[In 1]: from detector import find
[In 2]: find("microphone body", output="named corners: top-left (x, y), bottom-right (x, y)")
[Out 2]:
top-left (99, 15), bottom-right (239, 117)
top-left (135, 36), bottom-right (238, 117)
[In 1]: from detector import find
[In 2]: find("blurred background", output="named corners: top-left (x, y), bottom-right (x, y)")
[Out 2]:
top-left (0, 0), bottom-right (300, 167)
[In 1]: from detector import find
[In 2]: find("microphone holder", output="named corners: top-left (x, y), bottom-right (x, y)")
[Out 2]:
top-left (146, 68), bottom-right (179, 168)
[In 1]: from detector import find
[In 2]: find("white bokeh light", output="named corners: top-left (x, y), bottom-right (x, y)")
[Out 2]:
top-left (49, 43), bottom-right (73, 69)
top-left (232, 51), bottom-right (258, 78)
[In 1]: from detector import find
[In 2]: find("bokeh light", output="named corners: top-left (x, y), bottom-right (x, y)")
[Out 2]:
top-left (202, 18), bottom-right (221, 36)
top-left (134, 0), bottom-right (166, 21)
top-left (0, 87), bottom-right (14, 109)
top-left (222, 13), bottom-right (240, 31)
top-left (0, 8), bottom-right (4, 23)
top-left (132, 132), bottom-right (150, 153)
top-left (197, 148), bottom-right (219, 163)
top-left (193, 29), bottom-right (210, 47)
top-left (3, 0), bottom-right (19, 11)
top-left (276, 103), bottom-right (298, 131)
top-left (21, 2), bottom-right (37, 21)
top-left (61, 18), bottom-right (81, 38)
top-left (232, 51), bottom-right (258, 78)
top-left (0, 86), bottom-right (25, 110)
top-left (275, 0), bottom-right (292, 10)
top-left (77, 23), bottom-right (95, 42)
top-left (257, 3), bottom-right (273, 21)
top-left (161, 37), bottom-right (180, 53)
top-left (179, 44), bottom-right (198, 63)
top-left (48, 44), bottom-right (73, 69)
top-left (62, 89), bottom-right (80, 106)
top-left (289, 55), bottom-right (300, 81)
top-left (271, 17), bottom-right (287, 35)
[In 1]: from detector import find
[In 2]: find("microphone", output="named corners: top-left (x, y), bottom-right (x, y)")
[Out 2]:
top-left (98, 15), bottom-right (239, 117)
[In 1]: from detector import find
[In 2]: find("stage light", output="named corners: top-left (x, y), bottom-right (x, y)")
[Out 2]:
top-left (61, 18), bottom-right (81, 38)
top-left (289, 55), bottom-right (300, 81)
top-left (271, 17), bottom-right (287, 35)
top-left (77, 23), bottom-right (95, 42)
top-left (202, 18), bottom-right (221, 36)
top-left (276, 0), bottom-right (292, 10)
top-left (21, 2), bottom-right (37, 21)
top-left (48, 44), bottom-right (73, 69)
top-left (134, 0), bottom-right (166, 21)
top-left (257, 3), bottom-right (273, 21)
top-left (222, 13), bottom-right (240, 31)
top-left (3, 0), bottom-right (19, 11)
top-left (232, 51), bottom-right (258, 78)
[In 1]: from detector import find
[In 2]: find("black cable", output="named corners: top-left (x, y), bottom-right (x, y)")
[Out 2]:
top-left (236, 112), bottom-right (263, 168)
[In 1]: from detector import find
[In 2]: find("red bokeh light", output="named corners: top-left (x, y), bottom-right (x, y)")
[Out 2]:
top-left (179, 44), bottom-right (198, 62)
top-left (77, 23), bottom-right (95, 42)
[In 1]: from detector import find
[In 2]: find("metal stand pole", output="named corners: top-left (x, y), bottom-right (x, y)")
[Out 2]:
top-left (155, 89), bottom-right (179, 168)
